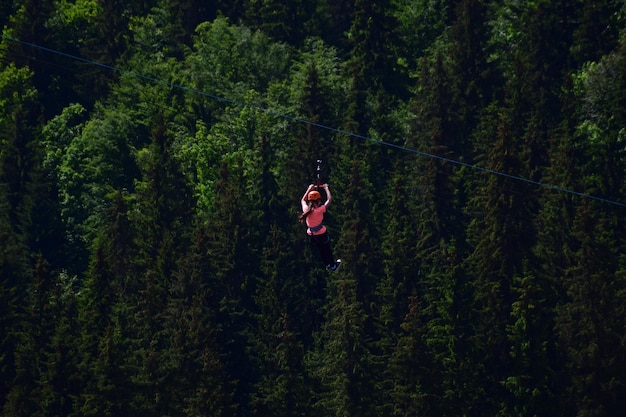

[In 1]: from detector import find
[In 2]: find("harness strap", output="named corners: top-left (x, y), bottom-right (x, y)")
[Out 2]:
top-left (308, 223), bottom-right (323, 233)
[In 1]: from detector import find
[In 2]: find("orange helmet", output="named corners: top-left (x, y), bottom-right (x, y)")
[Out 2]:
top-left (308, 190), bottom-right (321, 201)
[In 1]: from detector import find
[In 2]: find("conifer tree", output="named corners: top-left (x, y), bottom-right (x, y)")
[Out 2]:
top-left (334, 157), bottom-right (380, 302)
top-left (447, 0), bottom-right (496, 149)
top-left (3, 256), bottom-right (50, 417)
top-left (347, 0), bottom-right (406, 98)
top-left (342, 0), bottom-right (406, 219)
top-left (553, 39), bottom-right (626, 416)
top-left (1, 0), bottom-right (60, 116)
top-left (165, 224), bottom-right (237, 417)
top-left (376, 173), bottom-right (419, 336)
top-left (40, 271), bottom-right (80, 417)
top-left (307, 275), bottom-right (376, 417)
top-left (0, 63), bottom-right (42, 414)
top-left (464, 105), bottom-right (538, 415)
top-left (570, 0), bottom-right (622, 65)
top-left (122, 116), bottom-right (193, 416)
top-left (202, 159), bottom-right (259, 415)
top-left (77, 321), bottom-right (130, 417)
top-left (74, 191), bottom-right (136, 417)
top-left (248, 123), bottom-right (312, 416)
top-left (242, 0), bottom-right (296, 44)
top-left (340, 4), bottom-right (388, 300)
top-left (0, 182), bottom-right (22, 411)
top-left (8, 258), bottom-right (80, 417)
top-left (392, 0), bottom-right (448, 68)
top-left (387, 294), bottom-right (428, 417)
top-left (251, 313), bottom-right (311, 417)
top-left (5, 144), bottom-right (71, 417)
top-left (503, 267), bottom-right (561, 417)
top-left (373, 170), bottom-right (422, 415)
top-left (555, 199), bottom-right (626, 416)
top-left (533, 98), bottom-right (579, 416)
top-left (402, 42), bottom-right (475, 414)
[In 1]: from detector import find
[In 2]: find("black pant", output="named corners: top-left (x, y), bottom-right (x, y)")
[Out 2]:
top-left (309, 232), bottom-right (335, 267)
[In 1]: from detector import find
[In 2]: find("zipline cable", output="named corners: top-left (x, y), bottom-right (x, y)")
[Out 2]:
top-left (3, 34), bottom-right (626, 209)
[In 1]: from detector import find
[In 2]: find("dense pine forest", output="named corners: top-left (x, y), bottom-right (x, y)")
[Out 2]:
top-left (2, 0), bottom-right (626, 416)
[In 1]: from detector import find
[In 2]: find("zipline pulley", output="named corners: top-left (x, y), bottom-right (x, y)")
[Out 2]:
top-left (315, 159), bottom-right (323, 189)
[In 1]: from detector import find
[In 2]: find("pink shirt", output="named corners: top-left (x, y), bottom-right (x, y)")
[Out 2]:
top-left (306, 205), bottom-right (327, 235)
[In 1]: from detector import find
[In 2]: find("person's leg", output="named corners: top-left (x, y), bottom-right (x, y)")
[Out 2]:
top-left (313, 233), bottom-right (334, 267)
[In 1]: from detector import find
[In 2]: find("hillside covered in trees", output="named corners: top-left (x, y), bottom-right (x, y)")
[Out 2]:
top-left (2, 1), bottom-right (626, 416)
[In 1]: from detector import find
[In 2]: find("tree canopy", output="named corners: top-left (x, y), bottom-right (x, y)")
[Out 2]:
top-left (2, 1), bottom-right (626, 416)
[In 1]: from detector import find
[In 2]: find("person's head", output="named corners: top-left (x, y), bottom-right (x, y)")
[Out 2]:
top-left (308, 190), bottom-right (321, 205)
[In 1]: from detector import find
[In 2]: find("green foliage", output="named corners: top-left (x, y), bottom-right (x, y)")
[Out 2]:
top-left (46, 104), bottom-right (141, 263)
top-left (307, 276), bottom-right (376, 417)
top-left (188, 17), bottom-right (293, 102)
top-left (3, 2), bottom-right (626, 417)
top-left (0, 61), bottom-right (46, 415)
top-left (554, 199), bottom-right (626, 416)
top-left (46, 0), bottom-right (101, 33)
top-left (392, 0), bottom-right (448, 65)
top-left (503, 269), bottom-right (560, 416)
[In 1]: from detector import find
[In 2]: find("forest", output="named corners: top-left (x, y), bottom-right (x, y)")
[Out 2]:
top-left (1, 0), bottom-right (626, 416)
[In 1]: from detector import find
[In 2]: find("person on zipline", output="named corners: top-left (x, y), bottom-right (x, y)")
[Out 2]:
top-left (300, 183), bottom-right (341, 272)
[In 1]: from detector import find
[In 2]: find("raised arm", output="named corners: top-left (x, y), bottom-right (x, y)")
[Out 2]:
top-left (323, 184), bottom-right (332, 207)
top-left (301, 184), bottom-right (315, 212)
